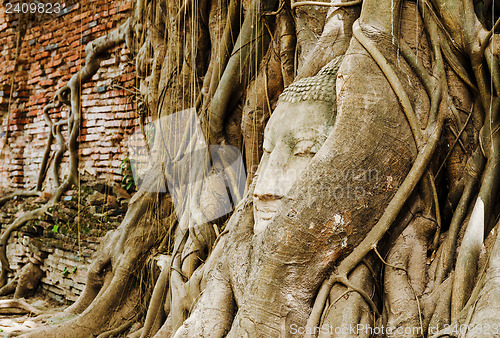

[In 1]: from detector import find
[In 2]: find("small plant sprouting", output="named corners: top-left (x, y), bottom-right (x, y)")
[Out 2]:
top-left (52, 223), bottom-right (60, 233)
top-left (62, 266), bottom-right (77, 277)
top-left (120, 156), bottom-right (136, 192)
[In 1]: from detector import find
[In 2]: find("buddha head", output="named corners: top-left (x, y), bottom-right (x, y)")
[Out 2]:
top-left (253, 57), bottom-right (343, 233)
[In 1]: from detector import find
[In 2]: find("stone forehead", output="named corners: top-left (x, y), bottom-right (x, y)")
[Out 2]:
top-left (279, 56), bottom-right (343, 104)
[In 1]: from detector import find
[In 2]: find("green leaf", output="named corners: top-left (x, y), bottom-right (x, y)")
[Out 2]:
top-left (62, 267), bottom-right (69, 277)
top-left (52, 224), bottom-right (60, 233)
top-left (72, 266), bottom-right (77, 273)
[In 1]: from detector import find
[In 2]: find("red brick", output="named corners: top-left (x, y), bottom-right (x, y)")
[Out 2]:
top-left (72, 13), bottom-right (84, 22)
top-left (39, 79), bottom-right (54, 87)
top-left (30, 93), bottom-right (44, 101)
top-left (27, 77), bottom-right (39, 85)
top-left (91, 25), bottom-right (105, 33)
top-left (4, 64), bottom-right (15, 72)
top-left (84, 15), bottom-right (95, 24)
top-left (67, 54), bottom-right (80, 62)
top-left (118, 2), bottom-right (131, 12)
top-left (119, 73), bottom-right (135, 82)
top-left (31, 69), bottom-right (44, 77)
top-left (48, 69), bottom-right (63, 79)
top-left (46, 59), bottom-right (61, 68)
top-left (70, 40), bottom-right (80, 48)
top-left (39, 33), bottom-right (53, 41)
top-left (67, 35), bottom-right (80, 44)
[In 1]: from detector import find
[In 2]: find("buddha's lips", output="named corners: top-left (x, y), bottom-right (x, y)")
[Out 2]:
top-left (257, 211), bottom-right (275, 220)
top-left (254, 201), bottom-right (281, 220)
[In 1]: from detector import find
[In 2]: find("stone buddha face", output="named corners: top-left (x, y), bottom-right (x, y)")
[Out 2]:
top-left (253, 100), bottom-right (336, 233)
top-left (252, 57), bottom-right (342, 234)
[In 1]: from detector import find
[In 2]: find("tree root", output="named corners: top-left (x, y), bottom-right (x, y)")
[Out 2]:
top-left (97, 316), bottom-right (138, 338)
top-left (0, 275), bottom-right (17, 296)
top-left (305, 14), bottom-right (446, 332)
top-left (0, 299), bottom-right (43, 315)
top-left (0, 191), bottom-right (41, 208)
top-left (203, 0), bottom-right (278, 143)
top-left (37, 101), bottom-right (62, 190)
top-left (0, 204), bottom-right (50, 287)
top-left (434, 149), bottom-right (484, 284)
top-left (354, 21), bottom-right (424, 147)
top-left (306, 273), bottom-right (380, 338)
top-left (317, 261), bottom-right (376, 338)
top-left (451, 196), bottom-right (486, 321)
top-left (3, 1), bottom-right (497, 337)
top-left (451, 133), bottom-right (499, 319)
top-left (380, 218), bottom-right (434, 336)
top-left (140, 256), bottom-right (171, 337)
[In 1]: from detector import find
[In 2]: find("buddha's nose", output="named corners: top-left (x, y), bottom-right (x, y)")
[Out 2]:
top-left (254, 152), bottom-right (290, 200)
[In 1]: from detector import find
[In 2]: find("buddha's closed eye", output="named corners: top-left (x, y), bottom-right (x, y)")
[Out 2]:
top-left (293, 139), bottom-right (321, 156)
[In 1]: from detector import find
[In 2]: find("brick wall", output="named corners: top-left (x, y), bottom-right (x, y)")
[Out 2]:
top-left (0, 0), bottom-right (138, 190)
top-left (7, 230), bottom-right (98, 302)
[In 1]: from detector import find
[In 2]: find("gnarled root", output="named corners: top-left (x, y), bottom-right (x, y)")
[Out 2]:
top-left (0, 298), bottom-right (43, 315)
top-left (318, 259), bottom-right (377, 338)
top-left (21, 191), bottom-right (169, 337)
top-left (382, 216), bottom-right (436, 336)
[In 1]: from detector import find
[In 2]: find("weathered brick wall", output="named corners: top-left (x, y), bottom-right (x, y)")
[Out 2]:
top-left (0, 0), bottom-right (138, 190)
top-left (7, 230), bottom-right (98, 302)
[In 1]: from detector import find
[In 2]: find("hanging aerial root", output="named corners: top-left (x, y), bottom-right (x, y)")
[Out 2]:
top-left (203, 0), bottom-right (278, 143)
top-left (201, 0), bottom-right (240, 106)
top-left (36, 101), bottom-right (61, 190)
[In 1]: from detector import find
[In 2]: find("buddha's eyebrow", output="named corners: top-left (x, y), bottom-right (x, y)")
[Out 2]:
top-left (286, 126), bottom-right (325, 139)
top-left (284, 135), bottom-right (314, 150)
